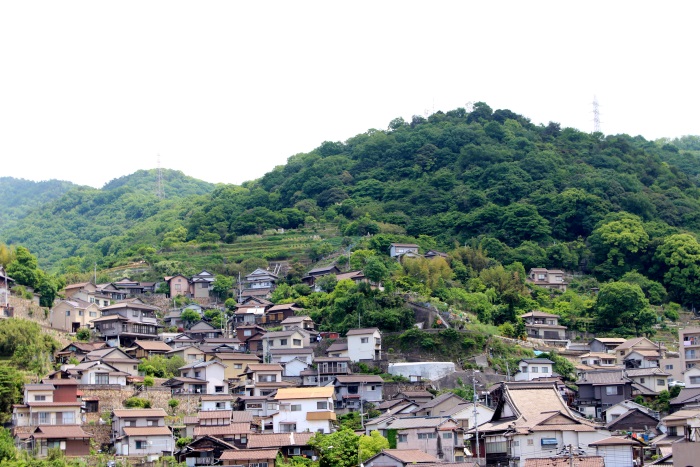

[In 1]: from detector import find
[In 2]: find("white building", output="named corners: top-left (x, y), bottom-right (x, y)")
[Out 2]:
top-left (346, 328), bottom-right (382, 362)
top-left (272, 387), bottom-right (336, 434)
top-left (513, 358), bottom-right (554, 381)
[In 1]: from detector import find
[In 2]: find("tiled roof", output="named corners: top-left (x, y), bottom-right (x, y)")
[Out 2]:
top-left (245, 364), bottom-right (284, 372)
top-left (197, 410), bottom-right (232, 419)
top-left (670, 387), bottom-right (700, 405)
top-left (346, 328), bottom-right (379, 335)
top-left (219, 449), bottom-right (279, 460)
top-left (326, 342), bottom-right (348, 352)
top-left (113, 408), bottom-right (168, 418)
top-left (194, 423), bottom-right (251, 436)
top-left (123, 426), bottom-right (172, 436)
top-left (32, 426), bottom-right (92, 439)
top-left (335, 375), bottom-right (384, 384)
top-left (230, 411), bottom-right (254, 423)
top-left (378, 449), bottom-right (441, 463)
top-left (588, 436), bottom-right (642, 446)
top-left (417, 392), bottom-right (466, 409)
top-left (576, 369), bottom-right (628, 385)
top-left (521, 311), bottom-right (559, 318)
top-left (247, 432), bottom-right (314, 448)
top-left (134, 340), bottom-right (172, 351)
top-left (387, 416), bottom-right (456, 430)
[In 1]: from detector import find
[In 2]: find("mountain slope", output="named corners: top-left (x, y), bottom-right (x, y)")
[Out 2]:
top-left (0, 177), bottom-right (79, 234)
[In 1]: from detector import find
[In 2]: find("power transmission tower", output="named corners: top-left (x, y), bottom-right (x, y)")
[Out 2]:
top-left (156, 155), bottom-right (165, 199)
top-left (592, 96), bottom-right (601, 133)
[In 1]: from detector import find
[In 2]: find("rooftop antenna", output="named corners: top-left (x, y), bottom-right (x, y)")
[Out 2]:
top-left (156, 154), bottom-right (165, 199)
top-left (592, 96), bottom-right (601, 133)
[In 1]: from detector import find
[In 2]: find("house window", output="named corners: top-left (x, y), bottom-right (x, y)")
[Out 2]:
top-left (291, 405), bottom-right (302, 411)
top-left (216, 402), bottom-right (225, 409)
top-left (124, 420), bottom-right (136, 426)
top-left (657, 379), bottom-right (666, 386)
top-left (668, 426), bottom-right (677, 436)
top-left (443, 432), bottom-right (453, 439)
top-left (527, 439), bottom-right (534, 446)
top-left (690, 376), bottom-right (700, 384)
top-left (175, 284), bottom-right (181, 291)
top-left (194, 372), bottom-right (201, 378)
top-left (89, 312), bottom-right (97, 317)
top-left (293, 339), bottom-right (302, 346)
top-left (132, 310), bottom-right (139, 317)
top-left (147, 419), bottom-right (158, 426)
top-left (531, 367), bottom-right (538, 373)
top-left (79, 310), bottom-right (84, 316)
top-left (521, 366), bottom-right (528, 373)
top-left (279, 423), bottom-right (296, 433)
top-left (244, 330), bottom-right (252, 336)
top-left (397, 434), bottom-right (408, 443)
top-left (95, 373), bottom-right (109, 384)
top-left (63, 412), bottom-right (75, 424)
top-left (361, 338), bottom-right (369, 344)
top-left (259, 374), bottom-right (277, 382)
top-left (34, 395), bottom-right (46, 401)
top-left (417, 433), bottom-right (436, 439)
top-left (317, 401), bottom-right (328, 410)
top-left (665, 364), bottom-right (674, 370)
top-left (38, 412), bottom-right (49, 424)
top-left (541, 367), bottom-right (548, 373)
top-left (605, 386), bottom-right (623, 395)
top-left (135, 440), bottom-right (145, 449)
top-left (348, 386), bottom-right (359, 394)
top-left (279, 339), bottom-right (288, 346)
top-left (640, 378), bottom-right (645, 383)
top-left (234, 363), bottom-right (243, 369)
top-left (250, 463), bottom-right (268, 467)
top-left (65, 310), bottom-right (71, 316)
top-left (215, 386), bottom-right (224, 393)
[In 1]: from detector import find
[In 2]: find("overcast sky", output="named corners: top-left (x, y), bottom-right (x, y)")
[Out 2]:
top-left (1, 1), bottom-right (696, 189)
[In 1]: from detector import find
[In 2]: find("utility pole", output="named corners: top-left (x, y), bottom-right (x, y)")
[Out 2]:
top-left (473, 370), bottom-right (480, 466)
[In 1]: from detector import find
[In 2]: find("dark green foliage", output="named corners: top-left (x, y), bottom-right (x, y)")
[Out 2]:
top-left (0, 367), bottom-right (23, 424)
top-left (75, 327), bottom-right (91, 341)
top-left (124, 397), bottom-right (152, 408)
top-left (595, 282), bottom-right (657, 336)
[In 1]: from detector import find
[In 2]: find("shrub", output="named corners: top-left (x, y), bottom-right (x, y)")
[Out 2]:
top-left (124, 397), bottom-right (151, 408)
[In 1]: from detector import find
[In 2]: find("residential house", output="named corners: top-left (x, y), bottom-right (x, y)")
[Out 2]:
top-left (12, 383), bottom-right (83, 427)
top-left (614, 337), bottom-right (665, 364)
top-left (589, 436), bottom-right (645, 467)
top-left (301, 264), bottom-right (341, 291)
top-left (661, 355), bottom-right (683, 383)
top-left (95, 282), bottom-right (128, 301)
top-left (624, 349), bottom-right (663, 369)
top-left (335, 270), bottom-right (369, 286)
top-left (364, 449), bottom-right (445, 467)
top-left (683, 365), bottom-right (700, 388)
top-left (575, 370), bottom-right (634, 419)
top-left (521, 311), bottom-right (567, 343)
top-left (394, 391), bottom-right (435, 406)
top-left (165, 344), bottom-right (205, 364)
top-left (389, 243), bottom-right (420, 258)
top-left (191, 270), bottom-right (216, 299)
top-left (177, 436), bottom-right (236, 467)
top-left (302, 356), bottom-right (352, 386)
top-left (234, 324), bottom-right (267, 351)
top-left (192, 410), bottom-right (252, 446)
top-left (50, 299), bottom-right (102, 333)
top-left (281, 315), bottom-right (315, 332)
top-left (589, 337), bottom-right (627, 354)
top-left (62, 282), bottom-right (112, 307)
top-left (625, 367), bottom-right (671, 393)
top-left (261, 329), bottom-right (310, 357)
top-left (246, 432), bottom-right (315, 459)
top-left (185, 320), bottom-right (224, 341)
top-left (112, 408), bottom-right (173, 457)
top-left (29, 426), bottom-right (93, 458)
top-left (273, 387), bottom-right (336, 434)
top-left (605, 407), bottom-right (661, 437)
top-left (670, 387), bottom-right (700, 412)
top-left (66, 360), bottom-right (129, 385)
top-left (167, 333), bottom-right (200, 348)
top-left (0, 266), bottom-right (15, 314)
top-left (111, 278), bottom-right (147, 296)
top-left (229, 298), bottom-right (272, 328)
top-left (199, 394), bottom-right (235, 412)
top-left (526, 268), bottom-right (568, 292)
top-left (240, 268), bottom-right (278, 302)
top-left (240, 363), bottom-right (292, 397)
top-left (235, 395), bottom-right (279, 424)
top-left (165, 360), bottom-right (228, 395)
top-left (54, 341), bottom-right (107, 364)
top-left (333, 375), bottom-right (383, 413)
top-left (326, 340), bottom-right (349, 358)
top-left (438, 402), bottom-right (495, 432)
top-left (514, 359), bottom-right (555, 381)
top-left (127, 340), bottom-right (172, 359)
top-left (603, 400), bottom-right (659, 425)
top-left (384, 417), bottom-right (465, 462)
top-left (258, 303), bottom-right (304, 327)
top-left (165, 274), bottom-right (190, 298)
top-left (219, 449), bottom-right (278, 467)
top-left (209, 352), bottom-right (261, 390)
top-left (424, 250), bottom-right (449, 260)
top-left (91, 301), bottom-right (161, 347)
top-left (680, 326), bottom-right (700, 371)
top-left (376, 398), bottom-right (419, 415)
top-left (475, 382), bottom-right (610, 467)
top-left (346, 328), bottom-right (382, 362)
top-left (577, 352), bottom-right (619, 369)
top-left (84, 347), bottom-right (141, 376)
top-left (413, 392), bottom-right (468, 417)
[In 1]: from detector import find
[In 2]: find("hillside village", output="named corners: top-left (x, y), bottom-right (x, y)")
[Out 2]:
top-left (2, 241), bottom-right (700, 467)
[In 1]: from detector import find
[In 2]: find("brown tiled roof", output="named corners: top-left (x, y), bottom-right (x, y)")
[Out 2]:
top-left (219, 449), bottom-right (279, 460)
top-left (123, 426), bottom-right (172, 436)
top-left (112, 408), bottom-right (168, 418)
top-left (588, 436), bottom-right (643, 446)
top-left (379, 449), bottom-right (441, 463)
top-left (326, 342), bottom-right (348, 352)
top-left (197, 410), bottom-right (232, 419)
top-left (32, 426), bottom-right (92, 439)
top-left (346, 328), bottom-right (379, 335)
top-left (335, 375), bottom-right (384, 384)
top-left (275, 387), bottom-right (334, 400)
top-left (245, 364), bottom-right (284, 372)
top-left (134, 340), bottom-right (172, 351)
top-left (230, 411), bottom-right (254, 423)
top-left (194, 423), bottom-right (251, 436)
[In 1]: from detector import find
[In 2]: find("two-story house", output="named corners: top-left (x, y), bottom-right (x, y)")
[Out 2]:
top-left (262, 329), bottom-right (309, 358)
top-left (521, 311), bottom-right (567, 343)
top-left (625, 367), bottom-right (671, 393)
top-left (127, 340), bottom-right (173, 359)
top-left (199, 394), bottom-right (235, 412)
top-left (385, 416), bottom-right (465, 462)
top-left (66, 360), bottom-right (129, 385)
top-left (526, 268), bottom-right (568, 292)
top-left (54, 341), bottom-right (107, 364)
top-left (346, 328), bottom-right (382, 362)
top-left (239, 268), bottom-right (278, 302)
top-left (165, 344), bottom-right (205, 364)
top-left (575, 369), bottom-right (634, 419)
top-left (333, 375), bottom-right (383, 413)
top-left (614, 337), bottom-right (665, 364)
top-left (50, 299), bottom-right (102, 333)
top-left (29, 425), bottom-right (93, 458)
top-left (389, 243), bottom-right (420, 258)
top-left (185, 321), bottom-right (224, 342)
top-left (273, 387), bottom-right (336, 434)
top-left (514, 358), bottom-right (555, 381)
top-left (167, 360), bottom-right (228, 395)
top-left (302, 356), bottom-right (352, 386)
top-left (191, 270), bottom-right (216, 299)
top-left (301, 264), bottom-right (342, 291)
top-left (281, 315), bottom-right (315, 333)
top-left (92, 301), bottom-right (162, 347)
top-left (112, 408), bottom-right (173, 457)
top-left (240, 363), bottom-right (292, 397)
top-left (192, 410), bottom-right (252, 446)
top-left (84, 346), bottom-right (141, 376)
top-left (589, 337), bottom-right (627, 354)
top-left (12, 383), bottom-right (83, 427)
top-left (208, 352), bottom-right (261, 390)
top-left (165, 274), bottom-right (190, 298)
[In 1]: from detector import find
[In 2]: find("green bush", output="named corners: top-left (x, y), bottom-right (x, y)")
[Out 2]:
top-left (124, 397), bottom-right (151, 408)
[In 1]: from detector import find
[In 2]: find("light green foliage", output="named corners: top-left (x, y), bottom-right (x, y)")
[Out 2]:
top-left (0, 367), bottom-right (23, 424)
top-left (359, 431), bottom-right (390, 463)
top-left (176, 436), bottom-right (193, 448)
top-left (0, 318), bottom-right (59, 376)
top-left (654, 233), bottom-right (700, 306)
top-left (620, 270), bottom-right (667, 305)
top-left (143, 376), bottom-right (155, 387)
top-left (139, 355), bottom-right (186, 378)
top-left (536, 352), bottom-right (576, 381)
top-left (212, 274), bottom-right (234, 299)
top-left (180, 309), bottom-right (201, 328)
top-left (589, 214), bottom-right (649, 279)
top-left (124, 397), bottom-right (152, 408)
top-left (308, 428), bottom-right (359, 467)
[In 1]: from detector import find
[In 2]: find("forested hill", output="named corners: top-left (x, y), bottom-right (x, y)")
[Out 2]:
top-left (0, 177), bottom-right (78, 232)
top-left (1, 169), bottom-right (215, 268)
top-left (3, 103), bottom-right (700, 307)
